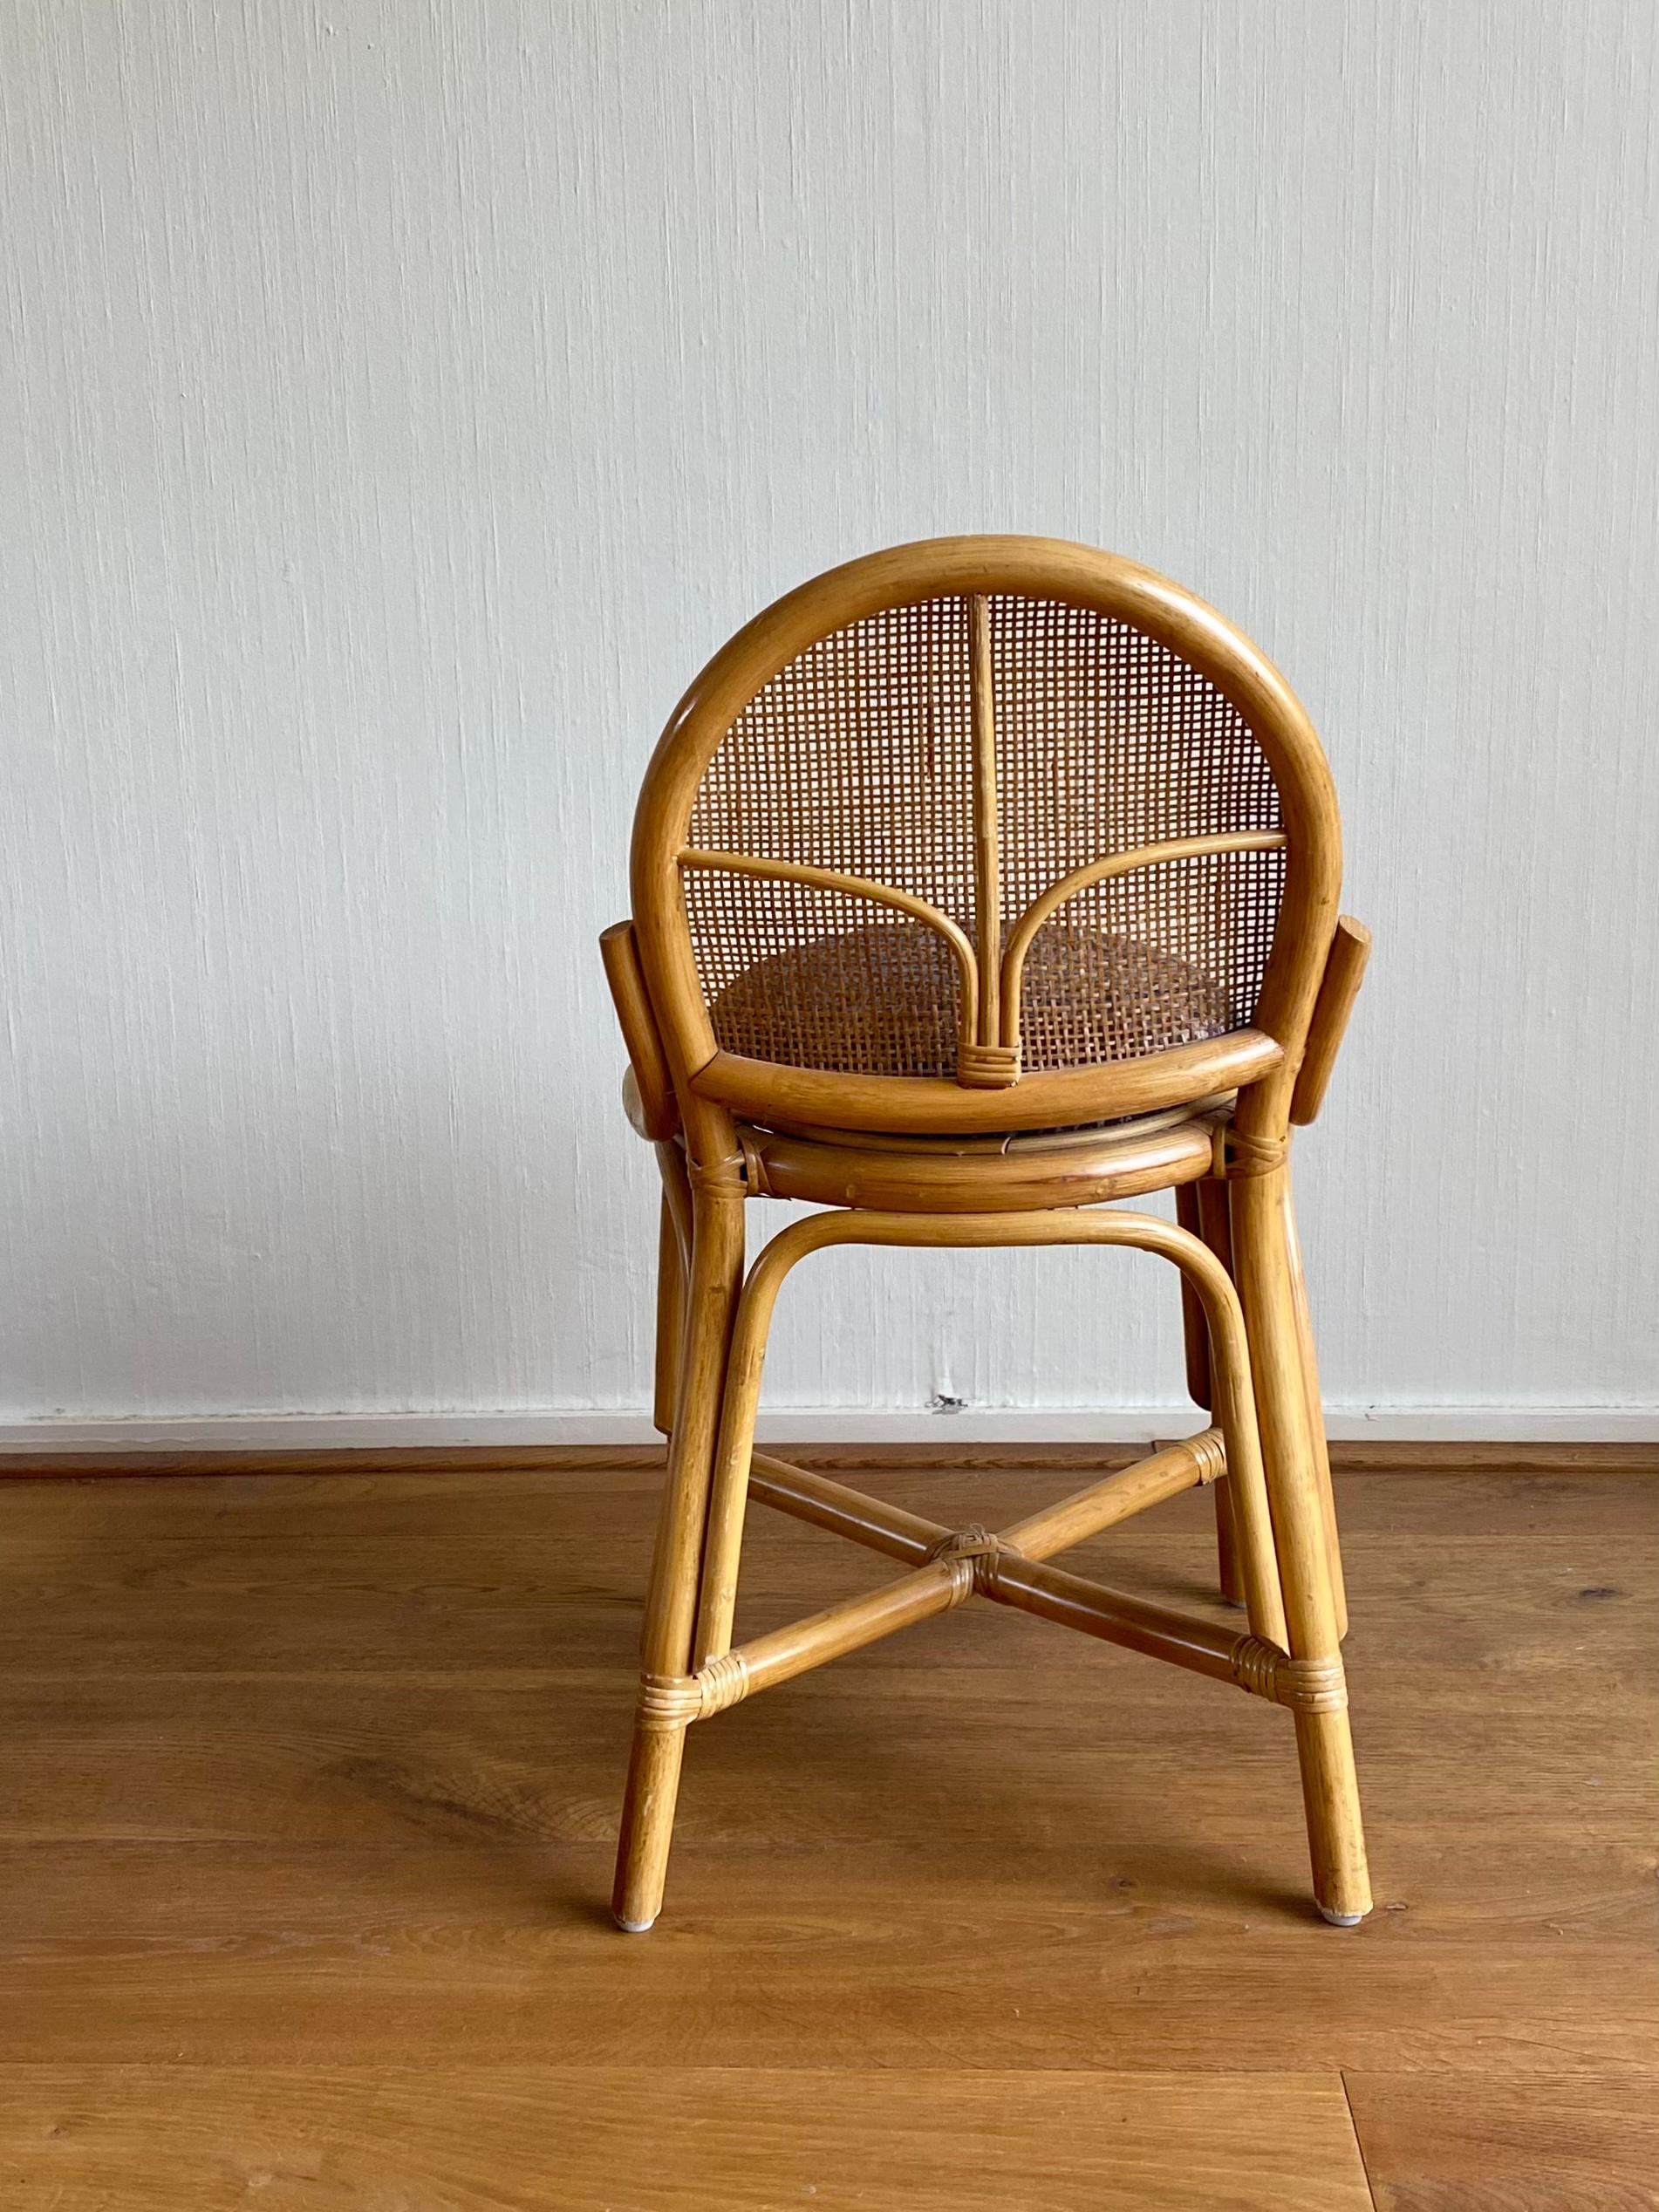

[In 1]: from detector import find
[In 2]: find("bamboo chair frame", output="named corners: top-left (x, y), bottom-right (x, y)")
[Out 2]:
top-left (601, 536), bottom-right (1373, 1933)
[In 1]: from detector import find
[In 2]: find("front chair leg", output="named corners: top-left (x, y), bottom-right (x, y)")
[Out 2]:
top-left (1231, 1161), bottom-right (1371, 1927)
top-left (651, 1143), bottom-right (692, 1439)
top-left (612, 1171), bottom-right (746, 1932)
top-left (1282, 1185), bottom-right (1348, 1640)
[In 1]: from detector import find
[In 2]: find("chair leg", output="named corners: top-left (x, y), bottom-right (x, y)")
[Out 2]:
top-left (1197, 1176), bottom-right (1246, 1607)
top-left (1231, 1163), bottom-right (1371, 1927)
top-left (1175, 1179), bottom-right (1246, 1606)
top-left (612, 1172), bottom-right (746, 1933)
top-left (692, 1217), bottom-right (795, 1668)
top-left (1282, 1186), bottom-right (1347, 1640)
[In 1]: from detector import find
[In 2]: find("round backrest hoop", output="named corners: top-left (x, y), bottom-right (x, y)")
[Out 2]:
top-left (629, 536), bottom-right (1342, 1138)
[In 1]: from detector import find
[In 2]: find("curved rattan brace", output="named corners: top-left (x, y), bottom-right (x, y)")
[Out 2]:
top-left (690, 1204), bottom-right (1292, 1672)
top-left (679, 848), bottom-right (982, 1053)
top-left (997, 830), bottom-right (1290, 1055)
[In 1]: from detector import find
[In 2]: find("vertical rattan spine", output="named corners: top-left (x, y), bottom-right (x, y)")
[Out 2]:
top-left (968, 594), bottom-right (1001, 1052)
top-left (958, 595), bottom-right (1018, 1087)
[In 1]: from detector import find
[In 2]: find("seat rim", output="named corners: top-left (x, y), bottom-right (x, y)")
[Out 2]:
top-left (734, 1105), bottom-right (1225, 1214)
top-left (746, 1091), bottom-right (1237, 1157)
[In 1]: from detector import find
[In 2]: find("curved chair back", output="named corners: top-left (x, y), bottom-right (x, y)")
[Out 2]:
top-left (629, 537), bottom-right (1342, 1145)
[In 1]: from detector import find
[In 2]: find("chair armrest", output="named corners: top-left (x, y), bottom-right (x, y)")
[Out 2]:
top-left (1290, 916), bottom-right (1371, 1126)
top-left (599, 921), bottom-right (680, 1140)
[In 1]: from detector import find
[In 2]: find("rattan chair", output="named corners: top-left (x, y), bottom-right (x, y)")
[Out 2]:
top-left (601, 536), bottom-right (1373, 1933)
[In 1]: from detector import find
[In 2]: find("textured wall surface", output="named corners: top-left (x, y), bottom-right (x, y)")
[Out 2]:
top-left (3, 1), bottom-right (1656, 1433)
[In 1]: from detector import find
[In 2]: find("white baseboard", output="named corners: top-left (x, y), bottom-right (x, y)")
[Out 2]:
top-left (0, 1403), bottom-right (1655, 1452)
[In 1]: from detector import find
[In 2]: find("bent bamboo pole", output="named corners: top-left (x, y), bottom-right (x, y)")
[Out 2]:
top-left (693, 1206), bottom-right (1287, 1669)
top-left (748, 1452), bottom-right (939, 1563)
top-left (994, 1429), bottom-right (1225, 1558)
top-left (983, 1549), bottom-right (1273, 1692)
top-left (998, 830), bottom-right (1287, 1049)
top-left (669, 1531), bottom-right (1326, 1727)
top-left (748, 1432), bottom-right (1224, 1574)
top-left (702, 1553), bottom-right (974, 1709)
top-left (744, 1448), bottom-right (1297, 1714)
top-left (678, 848), bottom-right (981, 1048)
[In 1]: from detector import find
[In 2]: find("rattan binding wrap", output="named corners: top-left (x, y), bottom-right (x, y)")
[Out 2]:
top-left (683, 593), bottom-right (1286, 1083)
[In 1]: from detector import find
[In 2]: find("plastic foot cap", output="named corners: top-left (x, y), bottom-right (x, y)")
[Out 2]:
top-left (1317, 1905), bottom-right (1366, 1927)
top-left (614, 1913), bottom-right (657, 1934)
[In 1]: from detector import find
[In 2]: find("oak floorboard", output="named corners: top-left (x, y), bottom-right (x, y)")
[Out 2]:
top-left (0, 2065), bottom-right (1375, 2211)
top-left (0, 1462), bottom-right (1651, 1543)
top-left (2, 1833), bottom-right (1654, 2076)
top-left (1344, 2071), bottom-right (1659, 2210)
top-left (0, 1461), bottom-right (1653, 2202)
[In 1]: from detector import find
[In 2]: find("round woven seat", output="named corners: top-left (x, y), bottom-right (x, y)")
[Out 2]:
top-left (706, 918), bottom-right (1232, 1080)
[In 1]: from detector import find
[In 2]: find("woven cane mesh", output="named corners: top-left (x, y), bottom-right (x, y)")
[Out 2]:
top-left (679, 888), bottom-right (963, 1080)
top-left (684, 592), bottom-right (1284, 1080)
top-left (686, 599), bottom-right (976, 918)
top-left (1014, 850), bottom-right (1280, 1068)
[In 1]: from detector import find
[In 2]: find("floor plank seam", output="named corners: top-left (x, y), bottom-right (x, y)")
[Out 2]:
top-left (1341, 2072), bottom-right (1381, 2211)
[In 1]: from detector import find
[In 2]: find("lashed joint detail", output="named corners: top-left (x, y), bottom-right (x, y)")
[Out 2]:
top-left (636, 1672), bottom-right (704, 1730)
top-left (923, 1520), bottom-right (1008, 1600)
top-left (1232, 1637), bottom-right (1348, 1713)
top-left (1177, 1429), bottom-right (1228, 1485)
top-left (955, 1041), bottom-right (1022, 1089)
top-left (638, 1652), bottom-right (753, 1731)
top-left (1274, 1652), bottom-right (1348, 1712)
top-left (635, 1470), bottom-right (1345, 1738)
top-left (1212, 1126), bottom-right (1288, 1180)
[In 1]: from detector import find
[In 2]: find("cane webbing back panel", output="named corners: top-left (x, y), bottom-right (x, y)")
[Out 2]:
top-left (680, 591), bottom-right (1287, 1084)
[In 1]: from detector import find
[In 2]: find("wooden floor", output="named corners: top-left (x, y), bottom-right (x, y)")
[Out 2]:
top-left (1, 1451), bottom-right (1655, 2209)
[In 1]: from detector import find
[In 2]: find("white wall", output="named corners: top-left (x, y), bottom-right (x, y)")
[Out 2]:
top-left (3, 0), bottom-right (1656, 1443)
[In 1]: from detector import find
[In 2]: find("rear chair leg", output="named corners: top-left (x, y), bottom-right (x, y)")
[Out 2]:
top-left (1232, 1162), bottom-right (1370, 1926)
top-left (612, 1172), bottom-right (745, 1933)
top-left (1176, 1178), bottom-right (1246, 1606)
